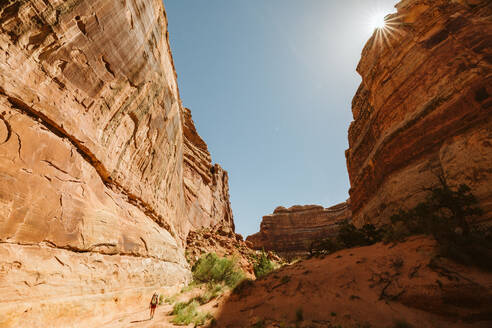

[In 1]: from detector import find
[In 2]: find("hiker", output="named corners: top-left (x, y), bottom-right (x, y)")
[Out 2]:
top-left (149, 292), bottom-right (158, 319)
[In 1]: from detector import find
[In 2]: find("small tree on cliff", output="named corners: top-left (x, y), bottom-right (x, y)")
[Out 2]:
top-left (390, 176), bottom-right (483, 238)
top-left (253, 251), bottom-right (274, 278)
top-left (389, 176), bottom-right (491, 271)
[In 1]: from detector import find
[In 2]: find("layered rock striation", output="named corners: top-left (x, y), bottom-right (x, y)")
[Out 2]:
top-left (247, 203), bottom-right (351, 258)
top-left (0, 0), bottom-right (234, 326)
top-left (182, 108), bottom-right (234, 232)
top-left (346, 0), bottom-right (492, 227)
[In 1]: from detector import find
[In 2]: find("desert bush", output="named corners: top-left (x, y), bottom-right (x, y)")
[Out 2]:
top-left (164, 295), bottom-right (177, 305)
top-left (309, 237), bottom-right (341, 255)
top-left (253, 251), bottom-right (274, 278)
top-left (171, 300), bottom-right (211, 326)
top-left (309, 221), bottom-right (385, 256)
top-left (194, 283), bottom-right (223, 305)
top-left (337, 221), bottom-right (372, 247)
top-left (388, 179), bottom-right (491, 270)
top-left (389, 179), bottom-right (483, 237)
top-left (192, 253), bottom-right (244, 287)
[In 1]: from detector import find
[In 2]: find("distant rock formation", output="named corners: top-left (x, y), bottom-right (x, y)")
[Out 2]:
top-left (346, 0), bottom-right (492, 227)
top-left (0, 0), bottom-right (234, 326)
top-left (247, 203), bottom-right (351, 259)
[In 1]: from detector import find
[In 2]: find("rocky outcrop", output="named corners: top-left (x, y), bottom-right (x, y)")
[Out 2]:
top-left (346, 0), bottom-right (492, 227)
top-left (247, 203), bottom-right (351, 258)
top-left (0, 0), bottom-right (233, 326)
top-left (186, 224), bottom-right (258, 276)
top-left (182, 107), bottom-right (234, 232)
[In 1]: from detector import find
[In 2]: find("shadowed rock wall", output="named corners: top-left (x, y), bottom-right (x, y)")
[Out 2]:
top-left (0, 0), bottom-right (234, 326)
top-left (346, 0), bottom-right (492, 227)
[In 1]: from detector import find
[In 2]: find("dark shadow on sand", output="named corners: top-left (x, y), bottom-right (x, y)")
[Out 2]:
top-left (130, 317), bottom-right (152, 323)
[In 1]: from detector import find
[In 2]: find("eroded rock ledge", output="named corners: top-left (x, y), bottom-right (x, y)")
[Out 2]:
top-left (247, 202), bottom-right (352, 259)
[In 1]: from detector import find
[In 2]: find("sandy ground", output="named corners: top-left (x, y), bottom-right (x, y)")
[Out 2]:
top-left (213, 236), bottom-right (492, 328)
top-left (100, 236), bottom-right (492, 328)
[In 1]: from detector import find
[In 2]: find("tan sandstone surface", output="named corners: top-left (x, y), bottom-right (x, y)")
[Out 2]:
top-left (247, 203), bottom-right (351, 258)
top-left (0, 0), bottom-right (234, 326)
top-left (346, 0), bottom-right (492, 227)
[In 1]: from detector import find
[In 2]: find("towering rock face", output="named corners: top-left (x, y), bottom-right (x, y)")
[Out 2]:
top-left (346, 0), bottom-right (492, 227)
top-left (247, 203), bottom-right (351, 258)
top-left (0, 0), bottom-right (233, 326)
top-left (182, 108), bottom-right (234, 232)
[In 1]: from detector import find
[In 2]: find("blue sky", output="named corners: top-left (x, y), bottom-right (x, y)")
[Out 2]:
top-left (164, 0), bottom-right (398, 237)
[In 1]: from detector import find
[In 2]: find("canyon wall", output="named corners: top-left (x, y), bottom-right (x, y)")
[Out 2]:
top-left (346, 0), bottom-right (492, 227)
top-left (0, 0), bottom-right (233, 326)
top-left (182, 108), bottom-right (234, 232)
top-left (247, 203), bottom-right (351, 258)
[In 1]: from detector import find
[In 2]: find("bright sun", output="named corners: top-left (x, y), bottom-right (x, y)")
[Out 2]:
top-left (370, 13), bottom-right (387, 30)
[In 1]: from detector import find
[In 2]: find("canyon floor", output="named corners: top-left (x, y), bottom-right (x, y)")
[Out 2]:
top-left (98, 236), bottom-right (491, 328)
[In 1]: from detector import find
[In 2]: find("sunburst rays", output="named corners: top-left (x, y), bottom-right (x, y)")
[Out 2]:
top-left (371, 14), bottom-right (403, 49)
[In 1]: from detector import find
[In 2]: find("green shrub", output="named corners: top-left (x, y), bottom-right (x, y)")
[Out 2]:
top-left (158, 294), bottom-right (164, 305)
top-left (309, 237), bottom-right (341, 255)
top-left (171, 301), bottom-right (191, 315)
top-left (388, 179), bottom-right (491, 270)
top-left (337, 221), bottom-right (372, 248)
top-left (194, 283), bottom-right (223, 305)
top-left (309, 221), bottom-right (385, 256)
top-left (164, 295), bottom-right (177, 305)
top-left (253, 251), bottom-right (274, 278)
top-left (192, 253), bottom-right (244, 287)
top-left (389, 180), bottom-right (483, 238)
top-left (171, 300), bottom-right (210, 326)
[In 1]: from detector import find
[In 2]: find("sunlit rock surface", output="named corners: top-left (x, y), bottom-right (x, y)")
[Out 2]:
top-left (0, 0), bottom-right (233, 326)
top-left (346, 0), bottom-right (492, 227)
top-left (182, 108), bottom-right (234, 232)
top-left (247, 203), bottom-right (351, 259)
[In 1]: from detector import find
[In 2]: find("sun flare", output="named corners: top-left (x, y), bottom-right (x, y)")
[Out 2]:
top-left (370, 13), bottom-right (387, 30)
top-left (366, 8), bottom-right (402, 49)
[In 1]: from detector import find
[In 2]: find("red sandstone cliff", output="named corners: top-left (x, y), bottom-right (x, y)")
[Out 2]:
top-left (0, 0), bottom-right (234, 326)
top-left (247, 203), bottom-right (351, 258)
top-left (346, 0), bottom-right (492, 227)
